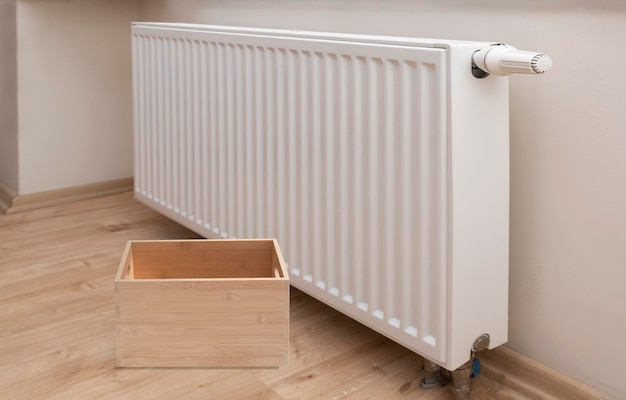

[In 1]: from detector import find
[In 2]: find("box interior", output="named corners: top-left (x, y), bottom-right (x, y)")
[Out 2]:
top-left (125, 240), bottom-right (284, 279)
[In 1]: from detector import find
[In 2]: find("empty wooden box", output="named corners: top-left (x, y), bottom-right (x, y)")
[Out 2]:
top-left (114, 239), bottom-right (289, 368)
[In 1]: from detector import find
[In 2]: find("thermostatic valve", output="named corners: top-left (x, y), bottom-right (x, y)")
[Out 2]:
top-left (472, 44), bottom-right (553, 76)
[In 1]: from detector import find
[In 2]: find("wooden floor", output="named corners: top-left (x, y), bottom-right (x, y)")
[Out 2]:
top-left (0, 192), bottom-right (523, 400)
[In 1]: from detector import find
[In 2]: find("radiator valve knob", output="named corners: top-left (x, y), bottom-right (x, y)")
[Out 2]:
top-left (472, 334), bottom-right (490, 352)
top-left (473, 44), bottom-right (552, 76)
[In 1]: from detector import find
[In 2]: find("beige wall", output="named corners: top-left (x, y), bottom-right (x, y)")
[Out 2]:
top-left (139, 1), bottom-right (626, 398)
top-left (15, 0), bottom-right (138, 195)
top-left (0, 1), bottom-right (19, 192)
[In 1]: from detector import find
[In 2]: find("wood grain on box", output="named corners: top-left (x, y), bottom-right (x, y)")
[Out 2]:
top-left (115, 239), bottom-right (289, 368)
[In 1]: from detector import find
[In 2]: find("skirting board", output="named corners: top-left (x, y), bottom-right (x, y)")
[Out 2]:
top-left (479, 345), bottom-right (605, 400)
top-left (1, 178), bottom-right (134, 214)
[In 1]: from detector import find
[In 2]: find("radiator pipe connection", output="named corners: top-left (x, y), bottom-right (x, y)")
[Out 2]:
top-left (472, 44), bottom-right (552, 77)
top-left (450, 357), bottom-right (474, 400)
top-left (421, 359), bottom-right (447, 390)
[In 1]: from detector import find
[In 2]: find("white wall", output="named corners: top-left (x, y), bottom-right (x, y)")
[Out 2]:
top-left (0, 1), bottom-right (19, 192)
top-left (139, 1), bottom-right (626, 398)
top-left (15, 0), bottom-right (138, 195)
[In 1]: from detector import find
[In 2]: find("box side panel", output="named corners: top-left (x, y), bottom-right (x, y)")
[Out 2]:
top-left (270, 239), bottom-right (289, 279)
top-left (114, 242), bottom-right (133, 282)
top-left (115, 279), bottom-right (289, 367)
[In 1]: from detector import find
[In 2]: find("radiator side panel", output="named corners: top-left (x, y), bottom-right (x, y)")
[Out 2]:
top-left (444, 43), bottom-right (510, 369)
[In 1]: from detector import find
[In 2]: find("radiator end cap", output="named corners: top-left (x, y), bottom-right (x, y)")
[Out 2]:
top-left (531, 53), bottom-right (553, 74)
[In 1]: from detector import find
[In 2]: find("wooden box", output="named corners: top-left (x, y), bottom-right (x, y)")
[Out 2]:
top-left (114, 239), bottom-right (289, 368)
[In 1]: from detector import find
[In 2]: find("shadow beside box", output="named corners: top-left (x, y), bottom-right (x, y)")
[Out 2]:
top-left (114, 239), bottom-right (290, 368)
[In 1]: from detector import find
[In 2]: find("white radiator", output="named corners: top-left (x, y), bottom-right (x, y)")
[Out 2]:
top-left (132, 22), bottom-right (516, 371)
